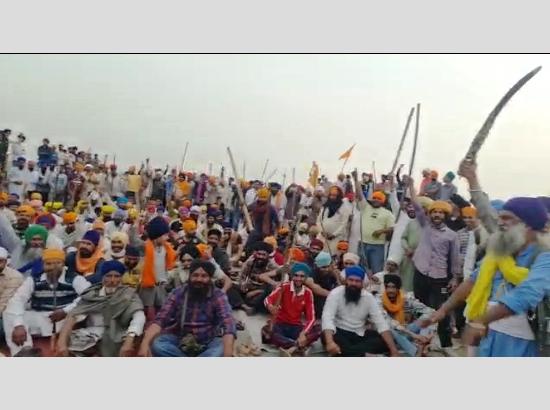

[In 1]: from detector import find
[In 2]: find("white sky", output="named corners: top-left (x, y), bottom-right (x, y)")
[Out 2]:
top-left (1, 54), bottom-right (549, 200)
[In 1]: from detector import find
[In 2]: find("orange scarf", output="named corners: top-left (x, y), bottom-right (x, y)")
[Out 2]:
top-left (141, 239), bottom-right (177, 288)
top-left (382, 290), bottom-right (405, 324)
top-left (77, 239), bottom-right (105, 276)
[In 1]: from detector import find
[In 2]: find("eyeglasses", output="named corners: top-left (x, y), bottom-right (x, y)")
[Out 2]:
top-left (343, 261), bottom-right (356, 266)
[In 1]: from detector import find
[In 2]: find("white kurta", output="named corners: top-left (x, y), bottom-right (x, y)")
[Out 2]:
top-left (387, 212), bottom-right (412, 264)
top-left (317, 203), bottom-right (352, 255)
top-left (2, 271), bottom-right (90, 355)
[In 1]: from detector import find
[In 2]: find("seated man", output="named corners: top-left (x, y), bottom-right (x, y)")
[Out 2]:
top-left (65, 230), bottom-right (106, 284)
top-left (104, 231), bottom-right (129, 262)
top-left (232, 241), bottom-right (280, 314)
top-left (378, 274), bottom-right (435, 357)
top-left (56, 260), bottom-right (145, 357)
top-left (368, 258), bottom-right (400, 295)
top-left (321, 265), bottom-right (400, 357)
top-left (138, 260), bottom-right (236, 357)
top-left (0, 247), bottom-right (24, 342)
top-left (305, 251), bottom-right (342, 320)
top-left (263, 262), bottom-right (321, 356)
top-left (2, 248), bottom-right (90, 356)
top-left (121, 246), bottom-right (142, 289)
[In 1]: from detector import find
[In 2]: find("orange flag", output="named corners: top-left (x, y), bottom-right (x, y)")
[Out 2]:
top-left (338, 143), bottom-right (356, 160)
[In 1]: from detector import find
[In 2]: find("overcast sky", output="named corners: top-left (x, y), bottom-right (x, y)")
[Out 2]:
top-left (1, 54), bottom-right (549, 200)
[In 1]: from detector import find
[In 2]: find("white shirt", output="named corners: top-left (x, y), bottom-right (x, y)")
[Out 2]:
top-left (153, 245), bottom-right (168, 283)
top-left (25, 168), bottom-right (40, 191)
top-left (3, 270), bottom-right (91, 327)
top-left (7, 166), bottom-right (27, 197)
top-left (321, 285), bottom-right (389, 336)
top-left (245, 188), bottom-right (257, 207)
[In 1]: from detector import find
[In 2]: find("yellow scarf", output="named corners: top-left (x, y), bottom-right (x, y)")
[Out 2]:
top-left (465, 254), bottom-right (529, 320)
top-left (382, 290), bottom-right (405, 324)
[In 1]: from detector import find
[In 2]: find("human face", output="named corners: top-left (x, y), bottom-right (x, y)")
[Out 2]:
top-left (207, 234), bottom-right (220, 248)
top-left (429, 209), bottom-right (446, 226)
top-left (0, 258), bottom-right (7, 273)
top-left (207, 216), bottom-right (215, 225)
top-left (30, 235), bottom-right (45, 248)
top-left (497, 211), bottom-right (521, 232)
top-left (222, 229), bottom-right (232, 241)
top-left (405, 203), bottom-right (416, 219)
top-left (310, 246), bottom-right (322, 258)
top-left (189, 268), bottom-right (212, 295)
top-left (79, 240), bottom-right (96, 258)
top-left (291, 271), bottom-right (306, 288)
top-left (16, 216), bottom-right (30, 230)
top-left (385, 282), bottom-right (398, 300)
top-left (125, 255), bottom-right (139, 269)
top-left (254, 250), bottom-right (269, 263)
top-left (43, 259), bottom-right (64, 279)
top-left (371, 199), bottom-right (382, 208)
top-left (111, 238), bottom-right (125, 253)
top-left (103, 272), bottom-right (122, 294)
top-left (385, 261), bottom-right (398, 273)
top-left (328, 191), bottom-right (338, 201)
top-left (463, 215), bottom-right (478, 230)
top-left (65, 221), bottom-right (76, 233)
top-left (181, 254), bottom-right (194, 270)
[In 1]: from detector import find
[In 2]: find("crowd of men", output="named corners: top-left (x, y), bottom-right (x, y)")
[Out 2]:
top-left (0, 128), bottom-right (549, 358)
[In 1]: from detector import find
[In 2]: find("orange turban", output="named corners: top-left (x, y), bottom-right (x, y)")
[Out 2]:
top-left (372, 191), bottom-right (386, 203)
top-left (289, 247), bottom-right (306, 262)
top-left (183, 219), bottom-right (197, 233)
top-left (461, 206), bottom-right (477, 218)
top-left (329, 186), bottom-right (342, 196)
top-left (92, 220), bottom-right (105, 230)
top-left (42, 248), bottom-right (66, 262)
top-left (196, 243), bottom-right (209, 257)
top-left (17, 205), bottom-right (36, 218)
top-left (263, 236), bottom-right (277, 249)
top-left (277, 227), bottom-right (289, 235)
top-left (429, 200), bottom-right (452, 215)
top-left (182, 199), bottom-right (192, 208)
top-left (337, 240), bottom-right (349, 252)
top-left (0, 192), bottom-right (8, 202)
top-left (63, 212), bottom-right (78, 224)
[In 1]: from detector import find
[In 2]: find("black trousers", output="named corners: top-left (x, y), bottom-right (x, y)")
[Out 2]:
top-left (333, 328), bottom-right (389, 357)
top-left (413, 269), bottom-right (452, 348)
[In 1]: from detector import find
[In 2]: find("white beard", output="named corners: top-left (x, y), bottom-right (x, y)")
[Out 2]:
top-left (26, 247), bottom-right (44, 260)
top-left (487, 223), bottom-right (528, 257)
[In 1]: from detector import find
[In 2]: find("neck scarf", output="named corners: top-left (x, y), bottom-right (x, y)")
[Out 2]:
top-left (465, 254), bottom-right (529, 320)
top-left (76, 240), bottom-right (105, 274)
top-left (141, 239), bottom-right (177, 288)
top-left (382, 290), bottom-right (405, 324)
top-left (323, 198), bottom-right (343, 218)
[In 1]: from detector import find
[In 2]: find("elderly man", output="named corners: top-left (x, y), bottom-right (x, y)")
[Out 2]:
top-left (0, 247), bottom-right (24, 341)
top-left (2, 248), bottom-right (90, 356)
top-left (409, 180), bottom-right (461, 354)
top-left (65, 230), bottom-right (106, 284)
top-left (321, 265), bottom-right (400, 357)
top-left (426, 197), bottom-right (550, 357)
top-left (264, 262), bottom-right (321, 356)
top-left (138, 260), bottom-right (236, 357)
top-left (352, 170), bottom-right (395, 274)
top-left (56, 260), bottom-right (145, 357)
top-left (104, 209), bottom-right (129, 239)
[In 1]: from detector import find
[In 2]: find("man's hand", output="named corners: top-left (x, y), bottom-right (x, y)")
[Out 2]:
top-left (119, 337), bottom-right (135, 357)
top-left (462, 322), bottom-right (486, 346)
top-left (420, 308), bottom-right (447, 328)
top-left (297, 332), bottom-right (308, 348)
top-left (448, 278), bottom-right (459, 292)
top-left (49, 309), bottom-right (67, 323)
top-left (56, 342), bottom-right (70, 357)
top-left (457, 159), bottom-right (477, 181)
top-left (267, 304), bottom-right (280, 317)
top-left (12, 325), bottom-right (27, 346)
top-left (372, 229), bottom-right (385, 239)
top-left (137, 343), bottom-right (151, 357)
top-left (326, 341), bottom-right (342, 356)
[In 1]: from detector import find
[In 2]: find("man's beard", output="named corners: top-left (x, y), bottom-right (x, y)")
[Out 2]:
top-left (16, 220), bottom-right (29, 230)
top-left (189, 282), bottom-right (210, 299)
top-left (344, 285), bottom-right (362, 304)
top-left (487, 223), bottom-right (528, 257)
top-left (79, 248), bottom-right (93, 258)
top-left (125, 261), bottom-right (138, 270)
top-left (254, 258), bottom-right (268, 269)
top-left (105, 286), bottom-right (117, 295)
top-left (26, 247), bottom-right (43, 260)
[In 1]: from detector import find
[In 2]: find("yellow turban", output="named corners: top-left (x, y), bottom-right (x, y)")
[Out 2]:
top-left (101, 205), bottom-right (116, 215)
top-left (461, 206), bottom-right (477, 218)
top-left (417, 196), bottom-right (434, 210)
top-left (183, 219), bottom-right (197, 233)
top-left (92, 220), bottom-right (105, 230)
top-left (257, 187), bottom-right (270, 201)
top-left (16, 205), bottom-right (36, 218)
top-left (263, 236), bottom-right (277, 249)
top-left (53, 202), bottom-right (63, 210)
top-left (42, 248), bottom-right (65, 262)
top-left (429, 200), bottom-right (452, 215)
top-left (30, 192), bottom-right (43, 201)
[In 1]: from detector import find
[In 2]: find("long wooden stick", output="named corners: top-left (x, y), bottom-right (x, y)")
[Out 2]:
top-left (409, 103), bottom-right (420, 177)
top-left (340, 157), bottom-right (349, 174)
top-left (266, 168), bottom-right (277, 182)
top-left (390, 106), bottom-right (415, 174)
top-left (227, 147), bottom-right (253, 231)
top-left (180, 142), bottom-right (189, 171)
top-left (260, 159), bottom-right (269, 182)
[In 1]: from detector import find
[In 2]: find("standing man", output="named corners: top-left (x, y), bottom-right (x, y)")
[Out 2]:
top-left (352, 170), bottom-right (395, 274)
top-left (317, 186), bottom-right (351, 255)
top-left (409, 179), bottom-right (461, 354)
top-left (7, 157), bottom-right (27, 199)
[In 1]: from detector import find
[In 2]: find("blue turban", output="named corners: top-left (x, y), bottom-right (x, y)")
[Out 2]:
top-left (314, 251), bottom-right (332, 268)
top-left (290, 262), bottom-right (312, 277)
top-left (345, 265), bottom-right (366, 281)
top-left (503, 197), bottom-right (548, 231)
top-left (100, 260), bottom-right (126, 277)
top-left (82, 230), bottom-right (101, 247)
top-left (490, 199), bottom-right (505, 211)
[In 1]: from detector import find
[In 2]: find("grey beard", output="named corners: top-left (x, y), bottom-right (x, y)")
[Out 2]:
top-left (26, 247), bottom-right (44, 260)
top-left (487, 224), bottom-right (527, 257)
